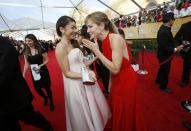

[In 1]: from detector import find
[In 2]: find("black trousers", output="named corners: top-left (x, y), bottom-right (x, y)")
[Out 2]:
top-left (156, 56), bottom-right (172, 89)
top-left (0, 104), bottom-right (53, 131)
top-left (181, 54), bottom-right (191, 83)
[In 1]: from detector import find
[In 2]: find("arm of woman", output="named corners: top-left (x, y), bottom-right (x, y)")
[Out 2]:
top-left (55, 44), bottom-right (82, 79)
top-left (39, 52), bottom-right (49, 68)
top-left (84, 56), bottom-right (98, 66)
top-left (23, 55), bottom-right (29, 77)
top-left (82, 34), bottom-right (124, 74)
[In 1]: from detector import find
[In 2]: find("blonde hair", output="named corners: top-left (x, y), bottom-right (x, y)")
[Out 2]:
top-left (85, 11), bottom-right (117, 33)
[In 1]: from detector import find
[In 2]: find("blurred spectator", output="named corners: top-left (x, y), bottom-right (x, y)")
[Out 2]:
top-left (114, 18), bottom-right (120, 28)
top-left (138, 11), bottom-right (142, 25)
top-left (156, 10), bottom-right (163, 22)
top-left (131, 15), bottom-right (138, 26)
top-left (182, 0), bottom-right (190, 10)
top-left (150, 11), bottom-right (156, 23)
top-left (180, 0), bottom-right (191, 16)
top-left (120, 15), bottom-right (127, 28)
top-left (111, 1), bottom-right (190, 28)
top-left (126, 16), bottom-right (132, 27)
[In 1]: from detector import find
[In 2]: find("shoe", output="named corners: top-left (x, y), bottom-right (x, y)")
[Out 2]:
top-left (160, 87), bottom-right (172, 94)
top-left (49, 101), bottom-right (55, 111)
top-left (43, 97), bottom-right (48, 107)
top-left (182, 121), bottom-right (191, 131)
top-left (179, 82), bottom-right (189, 87)
top-left (181, 100), bottom-right (191, 113)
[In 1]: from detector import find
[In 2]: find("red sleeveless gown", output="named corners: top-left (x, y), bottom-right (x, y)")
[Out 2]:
top-left (102, 33), bottom-right (144, 131)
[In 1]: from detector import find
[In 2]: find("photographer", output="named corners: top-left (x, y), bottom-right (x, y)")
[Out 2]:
top-left (175, 21), bottom-right (191, 87)
top-left (155, 12), bottom-right (183, 93)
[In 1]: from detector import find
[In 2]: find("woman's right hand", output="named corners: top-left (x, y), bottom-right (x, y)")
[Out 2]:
top-left (82, 39), bottom-right (98, 53)
top-left (33, 66), bottom-right (40, 74)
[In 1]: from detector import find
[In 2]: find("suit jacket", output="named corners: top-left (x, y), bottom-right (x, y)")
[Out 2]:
top-left (0, 36), bottom-right (33, 116)
top-left (157, 25), bottom-right (175, 59)
top-left (175, 21), bottom-right (191, 56)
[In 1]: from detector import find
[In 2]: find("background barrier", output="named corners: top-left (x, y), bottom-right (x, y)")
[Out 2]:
top-left (123, 16), bottom-right (191, 39)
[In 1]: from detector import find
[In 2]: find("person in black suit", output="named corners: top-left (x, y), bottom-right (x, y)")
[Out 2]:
top-left (175, 21), bottom-right (191, 87)
top-left (155, 12), bottom-right (183, 93)
top-left (0, 36), bottom-right (53, 131)
top-left (175, 21), bottom-right (191, 131)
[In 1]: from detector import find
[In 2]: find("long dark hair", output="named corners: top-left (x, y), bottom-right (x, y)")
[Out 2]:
top-left (24, 34), bottom-right (42, 57)
top-left (80, 25), bottom-right (90, 39)
top-left (118, 28), bottom-right (125, 39)
top-left (79, 25), bottom-right (93, 55)
top-left (56, 16), bottom-right (81, 49)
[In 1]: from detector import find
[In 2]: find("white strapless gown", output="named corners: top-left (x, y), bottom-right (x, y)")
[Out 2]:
top-left (63, 48), bottom-right (111, 131)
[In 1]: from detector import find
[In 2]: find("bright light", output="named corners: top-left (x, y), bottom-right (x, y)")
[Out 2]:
top-left (0, 2), bottom-right (37, 8)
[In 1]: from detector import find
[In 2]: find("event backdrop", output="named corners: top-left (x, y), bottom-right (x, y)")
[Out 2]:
top-left (124, 17), bottom-right (191, 39)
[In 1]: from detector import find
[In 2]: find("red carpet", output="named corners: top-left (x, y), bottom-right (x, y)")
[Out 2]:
top-left (20, 51), bottom-right (191, 131)
top-left (20, 51), bottom-right (66, 131)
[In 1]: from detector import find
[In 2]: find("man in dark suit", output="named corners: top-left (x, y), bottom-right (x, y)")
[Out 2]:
top-left (175, 21), bottom-right (191, 131)
top-left (175, 21), bottom-right (191, 87)
top-left (0, 36), bottom-right (53, 131)
top-left (155, 12), bottom-right (183, 93)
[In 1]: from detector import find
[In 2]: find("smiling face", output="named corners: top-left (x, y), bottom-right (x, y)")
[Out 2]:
top-left (60, 21), bottom-right (77, 40)
top-left (86, 19), bottom-right (104, 39)
top-left (25, 38), bottom-right (34, 47)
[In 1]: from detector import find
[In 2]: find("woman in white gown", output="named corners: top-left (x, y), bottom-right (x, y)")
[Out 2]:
top-left (55, 16), bottom-right (111, 131)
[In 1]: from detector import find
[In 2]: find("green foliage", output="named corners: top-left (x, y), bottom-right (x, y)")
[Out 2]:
top-left (127, 39), bottom-right (157, 58)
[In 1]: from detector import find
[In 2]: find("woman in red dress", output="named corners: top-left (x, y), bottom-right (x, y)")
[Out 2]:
top-left (82, 11), bottom-right (144, 131)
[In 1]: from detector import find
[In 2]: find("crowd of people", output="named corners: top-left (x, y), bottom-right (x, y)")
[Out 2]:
top-left (1, 11), bottom-right (145, 131)
top-left (0, 4), bottom-right (191, 131)
top-left (113, 0), bottom-right (191, 28)
top-left (8, 37), bottom-right (56, 57)
top-left (155, 12), bottom-right (191, 130)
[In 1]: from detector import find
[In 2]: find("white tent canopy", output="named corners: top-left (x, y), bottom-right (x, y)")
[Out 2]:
top-left (0, 0), bottom-right (172, 40)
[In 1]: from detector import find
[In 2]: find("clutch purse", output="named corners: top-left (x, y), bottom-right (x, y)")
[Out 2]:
top-left (82, 64), bottom-right (95, 85)
top-left (31, 64), bottom-right (41, 81)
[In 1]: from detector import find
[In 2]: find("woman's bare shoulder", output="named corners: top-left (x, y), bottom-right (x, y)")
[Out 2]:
top-left (109, 33), bottom-right (124, 47)
top-left (55, 42), bottom-right (67, 55)
top-left (110, 33), bottom-right (122, 39)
